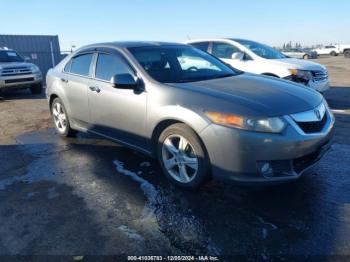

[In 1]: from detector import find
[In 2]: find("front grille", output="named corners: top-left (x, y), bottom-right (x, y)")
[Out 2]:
top-left (5, 77), bottom-right (34, 84)
top-left (296, 114), bottom-right (328, 134)
top-left (1, 67), bottom-right (32, 76)
top-left (312, 70), bottom-right (328, 82)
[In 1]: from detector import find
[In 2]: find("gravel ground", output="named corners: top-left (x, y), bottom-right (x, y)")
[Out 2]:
top-left (0, 56), bottom-right (349, 260)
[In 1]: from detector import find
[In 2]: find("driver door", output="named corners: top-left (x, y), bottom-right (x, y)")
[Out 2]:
top-left (88, 50), bottom-right (148, 149)
top-left (210, 42), bottom-right (254, 73)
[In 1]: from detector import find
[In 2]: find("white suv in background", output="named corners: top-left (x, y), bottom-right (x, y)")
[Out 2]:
top-left (312, 45), bottom-right (339, 56)
top-left (184, 38), bottom-right (329, 92)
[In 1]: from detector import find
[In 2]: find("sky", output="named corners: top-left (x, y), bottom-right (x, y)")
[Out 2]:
top-left (1, 0), bottom-right (349, 51)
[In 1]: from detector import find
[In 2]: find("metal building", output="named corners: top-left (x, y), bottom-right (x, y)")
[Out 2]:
top-left (0, 34), bottom-right (62, 78)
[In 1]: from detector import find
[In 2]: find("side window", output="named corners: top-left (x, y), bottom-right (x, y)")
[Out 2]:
top-left (63, 59), bottom-right (72, 72)
top-left (212, 42), bottom-right (240, 59)
top-left (95, 53), bottom-right (132, 81)
top-left (70, 53), bottom-right (93, 76)
top-left (190, 42), bottom-right (209, 52)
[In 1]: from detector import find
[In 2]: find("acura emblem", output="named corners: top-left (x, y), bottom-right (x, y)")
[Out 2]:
top-left (315, 109), bottom-right (321, 120)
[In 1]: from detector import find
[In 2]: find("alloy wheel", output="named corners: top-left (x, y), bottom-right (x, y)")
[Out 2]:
top-left (161, 134), bottom-right (199, 183)
top-left (52, 102), bottom-right (67, 133)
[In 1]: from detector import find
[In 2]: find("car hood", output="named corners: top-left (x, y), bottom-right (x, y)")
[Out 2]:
top-left (268, 58), bottom-right (327, 71)
top-left (0, 62), bottom-right (34, 68)
top-left (168, 73), bottom-right (323, 117)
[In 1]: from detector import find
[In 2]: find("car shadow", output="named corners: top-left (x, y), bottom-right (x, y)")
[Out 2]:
top-left (324, 86), bottom-right (350, 110)
top-left (0, 88), bottom-right (46, 101)
top-left (0, 127), bottom-right (346, 257)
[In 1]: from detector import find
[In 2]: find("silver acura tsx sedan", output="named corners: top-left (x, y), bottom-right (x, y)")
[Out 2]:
top-left (46, 42), bottom-right (334, 189)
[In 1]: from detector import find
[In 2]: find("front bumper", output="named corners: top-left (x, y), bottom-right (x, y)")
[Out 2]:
top-left (0, 73), bottom-right (42, 89)
top-left (308, 79), bottom-right (329, 92)
top-left (199, 111), bottom-right (334, 185)
top-left (283, 75), bottom-right (330, 92)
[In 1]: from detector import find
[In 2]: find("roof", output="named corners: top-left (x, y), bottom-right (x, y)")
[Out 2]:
top-left (83, 41), bottom-right (187, 49)
top-left (184, 38), bottom-right (251, 44)
top-left (229, 38), bottom-right (251, 42)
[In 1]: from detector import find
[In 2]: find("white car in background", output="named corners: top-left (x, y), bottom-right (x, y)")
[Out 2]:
top-left (282, 48), bottom-right (317, 59)
top-left (184, 38), bottom-right (329, 92)
top-left (312, 45), bottom-right (339, 56)
top-left (338, 44), bottom-right (350, 58)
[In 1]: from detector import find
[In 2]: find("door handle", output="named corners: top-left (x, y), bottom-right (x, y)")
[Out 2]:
top-left (61, 78), bottom-right (68, 83)
top-left (89, 86), bottom-right (101, 93)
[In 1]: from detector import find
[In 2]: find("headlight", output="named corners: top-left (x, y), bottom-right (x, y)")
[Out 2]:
top-left (205, 112), bottom-right (286, 133)
top-left (289, 69), bottom-right (313, 82)
top-left (30, 65), bottom-right (41, 74)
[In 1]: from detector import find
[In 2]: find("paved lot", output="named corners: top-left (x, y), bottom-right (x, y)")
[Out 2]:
top-left (0, 56), bottom-right (349, 259)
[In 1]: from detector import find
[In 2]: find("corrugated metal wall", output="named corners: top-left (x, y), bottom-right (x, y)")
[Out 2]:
top-left (0, 35), bottom-right (62, 80)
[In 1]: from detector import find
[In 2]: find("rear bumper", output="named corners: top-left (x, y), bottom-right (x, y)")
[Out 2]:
top-left (0, 73), bottom-right (42, 89)
top-left (199, 111), bottom-right (334, 185)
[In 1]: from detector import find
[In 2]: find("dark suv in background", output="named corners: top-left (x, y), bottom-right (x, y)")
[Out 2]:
top-left (0, 48), bottom-right (43, 94)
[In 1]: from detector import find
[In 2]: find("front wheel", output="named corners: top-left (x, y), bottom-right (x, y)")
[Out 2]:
top-left (303, 54), bottom-right (310, 60)
top-left (157, 123), bottom-right (210, 189)
top-left (344, 50), bottom-right (350, 58)
top-left (51, 97), bottom-right (76, 137)
top-left (330, 51), bottom-right (337, 56)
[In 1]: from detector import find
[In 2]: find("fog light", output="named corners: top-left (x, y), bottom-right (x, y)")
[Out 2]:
top-left (258, 162), bottom-right (273, 177)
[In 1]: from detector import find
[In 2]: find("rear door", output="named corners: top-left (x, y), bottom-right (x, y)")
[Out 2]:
top-left (62, 52), bottom-right (93, 127)
top-left (290, 48), bottom-right (302, 58)
top-left (88, 49), bottom-right (148, 149)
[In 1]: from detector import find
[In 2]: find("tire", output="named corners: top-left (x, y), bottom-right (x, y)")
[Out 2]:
top-left (157, 123), bottom-right (210, 189)
top-left (330, 51), bottom-right (336, 56)
top-left (303, 54), bottom-right (310, 60)
top-left (30, 83), bottom-right (43, 94)
top-left (51, 97), bottom-right (76, 137)
top-left (344, 50), bottom-right (350, 58)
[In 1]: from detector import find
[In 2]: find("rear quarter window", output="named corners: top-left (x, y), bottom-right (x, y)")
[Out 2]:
top-left (63, 60), bottom-right (72, 72)
top-left (69, 53), bottom-right (93, 76)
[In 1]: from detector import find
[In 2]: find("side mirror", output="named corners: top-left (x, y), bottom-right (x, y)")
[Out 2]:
top-left (231, 52), bottom-right (244, 60)
top-left (24, 56), bottom-right (31, 61)
top-left (111, 73), bottom-right (137, 89)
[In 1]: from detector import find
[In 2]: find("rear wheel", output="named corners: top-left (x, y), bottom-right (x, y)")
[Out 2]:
top-left (51, 97), bottom-right (76, 137)
top-left (303, 54), bottom-right (310, 60)
top-left (157, 123), bottom-right (210, 189)
top-left (344, 50), bottom-right (350, 58)
top-left (330, 51), bottom-right (336, 56)
top-left (30, 83), bottom-right (43, 94)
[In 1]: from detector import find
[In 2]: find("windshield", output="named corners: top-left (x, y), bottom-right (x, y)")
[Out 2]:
top-left (128, 46), bottom-right (239, 83)
top-left (234, 39), bottom-right (287, 59)
top-left (0, 50), bottom-right (24, 62)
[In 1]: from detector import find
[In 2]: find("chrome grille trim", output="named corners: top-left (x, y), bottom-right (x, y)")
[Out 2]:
top-left (284, 101), bottom-right (334, 136)
top-left (312, 70), bottom-right (328, 82)
top-left (290, 103), bottom-right (326, 122)
top-left (1, 67), bottom-right (32, 76)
